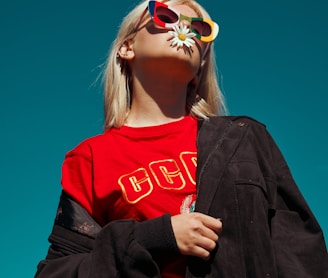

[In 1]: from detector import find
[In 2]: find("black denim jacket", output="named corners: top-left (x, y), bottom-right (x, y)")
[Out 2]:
top-left (35, 116), bottom-right (328, 277)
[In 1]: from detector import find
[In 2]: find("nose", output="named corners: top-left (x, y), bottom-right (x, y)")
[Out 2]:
top-left (179, 19), bottom-right (191, 28)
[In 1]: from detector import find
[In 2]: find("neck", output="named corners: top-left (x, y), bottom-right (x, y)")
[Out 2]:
top-left (126, 73), bottom-right (189, 127)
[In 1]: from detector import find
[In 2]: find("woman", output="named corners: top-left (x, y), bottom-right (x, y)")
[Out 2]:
top-left (35, 0), bottom-right (327, 277)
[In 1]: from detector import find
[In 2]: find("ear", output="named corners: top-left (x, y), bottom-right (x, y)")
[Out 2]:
top-left (118, 41), bottom-right (135, 60)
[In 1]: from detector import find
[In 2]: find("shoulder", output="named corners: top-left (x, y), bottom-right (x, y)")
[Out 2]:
top-left (199, 115), bottom-right (267, 133)
top-left (198, 116), bottom-right (271, 143)
top-left (65, 132), bottom-right (109, 159)
top-left (206, 115), bottom-right (266, 128)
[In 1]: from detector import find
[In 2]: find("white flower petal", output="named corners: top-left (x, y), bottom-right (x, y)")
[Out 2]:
top-left (167, 24), bottom-right (195, 49)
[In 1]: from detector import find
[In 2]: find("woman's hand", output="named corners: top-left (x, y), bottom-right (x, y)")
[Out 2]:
top-left (171, 212), bottom-right (222, 260)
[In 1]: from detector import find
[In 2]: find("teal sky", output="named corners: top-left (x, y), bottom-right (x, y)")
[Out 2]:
top-left (1, 0), bottom-right (327, 276)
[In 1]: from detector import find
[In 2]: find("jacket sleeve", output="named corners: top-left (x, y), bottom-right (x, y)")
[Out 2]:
top-left (261, 125), bottom-right (328, 277)
top-left (34, 191), bottom-right (179, 278)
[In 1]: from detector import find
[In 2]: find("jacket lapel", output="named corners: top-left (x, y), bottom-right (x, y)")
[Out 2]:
top-left (195, 116), bottom-right (248, 214)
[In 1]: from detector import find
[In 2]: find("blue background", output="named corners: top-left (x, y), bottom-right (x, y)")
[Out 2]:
top-left (1, 0), bottom-right (327, 276)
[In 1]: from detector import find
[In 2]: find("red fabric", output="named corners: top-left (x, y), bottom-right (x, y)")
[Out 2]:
top-left (61, 116), bottom-right (198, 277)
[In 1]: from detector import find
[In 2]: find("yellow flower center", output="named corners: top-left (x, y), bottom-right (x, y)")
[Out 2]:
top-left (178, 33), bottom-right (187, 41)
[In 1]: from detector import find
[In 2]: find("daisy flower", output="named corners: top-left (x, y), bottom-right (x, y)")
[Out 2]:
top-left (168, 24), bottom-right (196, 49)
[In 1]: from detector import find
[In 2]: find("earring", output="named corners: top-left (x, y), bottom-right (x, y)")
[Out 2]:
top-left (116, 52), bottom-right (128, 58)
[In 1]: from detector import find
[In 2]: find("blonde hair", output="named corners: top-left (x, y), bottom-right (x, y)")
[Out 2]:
top-left (103, 0), bottom-right (226, 130)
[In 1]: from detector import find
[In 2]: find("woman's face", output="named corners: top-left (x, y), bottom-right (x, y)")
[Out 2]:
top-left (130, 3), bottom-right (207, 81)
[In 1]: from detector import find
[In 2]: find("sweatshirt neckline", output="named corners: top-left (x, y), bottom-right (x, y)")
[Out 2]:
top-left (110, 116), bottom-right (196, 138)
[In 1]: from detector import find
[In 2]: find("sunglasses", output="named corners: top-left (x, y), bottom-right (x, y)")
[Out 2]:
top-left (147, 0), bottom-right (219, 42)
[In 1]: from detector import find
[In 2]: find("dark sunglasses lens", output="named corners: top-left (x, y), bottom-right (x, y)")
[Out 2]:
top-left (156, 6), bottom-right (179, 23)
top-left (191, 21), bottom-right (212, 36)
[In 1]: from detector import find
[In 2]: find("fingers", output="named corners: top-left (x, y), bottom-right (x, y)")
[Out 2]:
top-left (195, 212), bottom-right (222, 234)
top-left (171, 212), bottom-right (223, 260)
top-left (189, 213), bottom-right (221, 257)
top-left (195, 234), bottom-right (218, 260)
top-left (190, 213), bottom-right (222, 241)
top-left (189, 245), bottom-right (212, 261)
top-left (200, 223), bottom-right (219, 242)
